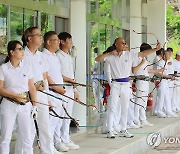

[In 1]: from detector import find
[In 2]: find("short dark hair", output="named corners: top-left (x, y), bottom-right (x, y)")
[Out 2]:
top-left (166, 47), bottom-right (173, 52)
top-left (156, 48), bottom-right (164, 56)
top-left (22, 27), bottom-right (38, 47)
top-left (44, 31), bottom-right (57, 47)
top-left (140, 43), bottom-right (152, 52)
top-left (58, 32), bottom-right (72, 41)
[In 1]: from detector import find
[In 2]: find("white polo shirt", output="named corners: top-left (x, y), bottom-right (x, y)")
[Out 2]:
top-left (42, 48), bottom-right (63, 84)
top-left (104, 51), bottom-right (138, 79)
top-left (132, 57), bottom-right (149, 76)
top-left (56, 50), bottom-right (74, 79)
top-left (0, 61), bottom-right (33, 93)
top-left (23, 46), bottom-right (46, 83)
top-left (173, 59), bottom-right (180, 73)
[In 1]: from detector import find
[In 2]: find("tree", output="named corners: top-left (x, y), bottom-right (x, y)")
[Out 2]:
top-left (166, 4), bottom-right (180, 56)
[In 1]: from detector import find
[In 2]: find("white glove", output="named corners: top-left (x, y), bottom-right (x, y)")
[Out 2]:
top-left (31, 106), bottom-right (38, 119)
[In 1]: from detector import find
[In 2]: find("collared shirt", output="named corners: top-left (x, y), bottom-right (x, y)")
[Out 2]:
top-left (132, 57), bottom-right (149, 76)
top-left (42, 48), bottom-right (63, 84)
top-left (0, 61), bottom-right (33, 93)
top-left (173, 59), bottom-right (180, 73)
top-left (104, 51), bottom-right (138, 79)
top-left (23, 46), bottom-right (46, 83)
top-left (56, 49), bottom-right (74, 79)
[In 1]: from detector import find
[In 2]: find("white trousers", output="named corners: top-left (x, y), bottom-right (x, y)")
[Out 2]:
top-left (54, 87), bottom-right (74, 144)
top-left (49, 91), bottom-right (64, 145)
top-left (134, 80), bottom-right (149, 123)
top-left (157, 79), bottom-right (173, 114)
top-left (172, 80), bottom-right (180, 111)
top-left (127, 92), bottom-right (135, 125)
top-left (15, 91), bottom-right (53, 154)
top-left (0, 99), bottom-right (32, 154)
top-left (107, 82), bottom-right (130, 132)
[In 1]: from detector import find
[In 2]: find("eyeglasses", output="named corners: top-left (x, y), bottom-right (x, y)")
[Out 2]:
top-left (29, 34), bottom-right (42, 37)
top-left (50, 39), bottom-right (60, 42)
top-left (14, 47), bottom-right (24, 51)
top-left (121, 42), bottom-right (126, 45)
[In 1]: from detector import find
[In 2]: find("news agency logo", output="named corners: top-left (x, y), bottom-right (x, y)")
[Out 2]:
top-left (147, 133), bottom-right (180, 148)
top-left (146, 133), bottom-right (161, 148)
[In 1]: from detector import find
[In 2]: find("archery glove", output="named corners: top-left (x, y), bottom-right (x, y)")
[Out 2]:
top-left (31, 106), bottom-right (38, 119)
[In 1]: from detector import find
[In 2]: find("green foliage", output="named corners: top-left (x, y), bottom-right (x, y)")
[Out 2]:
top-left (166, 5), bottom-right (180, 55)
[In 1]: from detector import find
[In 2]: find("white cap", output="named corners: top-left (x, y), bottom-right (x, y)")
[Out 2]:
top-left (176, 51), bottom-right (180, 56)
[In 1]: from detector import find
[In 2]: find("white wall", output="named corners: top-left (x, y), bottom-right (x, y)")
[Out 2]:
top-left (70, 0), bottom-right (86, 126)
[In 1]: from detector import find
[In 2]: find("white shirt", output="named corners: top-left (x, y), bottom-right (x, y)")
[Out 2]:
top-left (173, 59), bottom-right (180, 73)
top-left (104, 62), bottom-right (112, 84)
top-left (23, 46), bottom-right (46, 83)
top-left (167, 57), bottom-right (175, 75)
top-left (42, 48), bottom-right (63, 84)
top-left (0, 61), bottom-right (33, 93)
top-left (157, 59), bottom-right (169, 75)
top-left (56, 50), bottom-right (74, 79)
top-left (104, 51), bottom-right (138, 79)
top-left (153, 56), bottom-right (161, 69)
top-left (132, 57), bottom-right (149, 76)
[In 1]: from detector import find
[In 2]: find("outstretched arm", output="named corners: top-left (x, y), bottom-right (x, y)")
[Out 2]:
top-left (138, 43), bottom-right (161, 58)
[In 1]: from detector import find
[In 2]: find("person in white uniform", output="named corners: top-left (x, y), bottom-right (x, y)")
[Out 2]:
top-left (132, 43), bottom-right (163, 127)
top-left (166, 48), bottom-right (175, 111)
top-left (155, 49), bottom-right (178, 118)
top-left (16, 27), bottom-right (55, 154)
top-left (152, 49), bottom-right (163, 116)
top-left (0, 40), bottom-right (37, 154)
top-left (42, 31), bottom-right (66, 153)
top-left (172, 51), bottom-right (180, 112)
top-left (55, 32), bottom-right (80, 150)
top-left (95, 37), bottom-right (161, 138)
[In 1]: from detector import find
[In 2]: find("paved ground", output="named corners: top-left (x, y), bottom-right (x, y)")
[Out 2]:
top-left (8, 112), bottom-right (180, 154)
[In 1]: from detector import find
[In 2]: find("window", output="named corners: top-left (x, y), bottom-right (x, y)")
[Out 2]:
top-left (0, 4), bottom-right (8, 53)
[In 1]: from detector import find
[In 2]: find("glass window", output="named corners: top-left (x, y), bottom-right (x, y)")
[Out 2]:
top-left (0, 4), bottom-right (8, 54)
top-left (10, 6), bottom-right (23, 41)
top-left (41, 12), bottom-right (53, 35)
top-left (90, 0), bottom-right (96, 14)
top-left (24, 9), bottom-right (37, 30)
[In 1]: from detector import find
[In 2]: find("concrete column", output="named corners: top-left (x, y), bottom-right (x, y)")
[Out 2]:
top-left (70, 0), bottom-right (86, 126)
top-left (147, 0), bottom-right (166, 60)
top-left (130, 0), bottom-right (142, 51)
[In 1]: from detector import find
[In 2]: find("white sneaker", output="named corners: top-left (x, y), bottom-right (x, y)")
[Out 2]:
top-left (134, 121), bottom-right (143, 128)
top-left (128, 123), bottom-right (140, 129)
top-left (113, 130), bottom-right (119, 135)
top-left (54, 148), bottom-right (63, 154)
top-left (55, 143), bottom-right (69, 152)
top-left (167, 112), bottom-right (178, 118)
top-left (107, 131), bottom-right (115, 139)
top-left (119, 130), bottom-right (134, 138)
top-left (141, 121), bottom-right (154, 126)
top-left (64, 141), bottom-right (80, 150)
top-left (157, 112), bottom-right (167, 118)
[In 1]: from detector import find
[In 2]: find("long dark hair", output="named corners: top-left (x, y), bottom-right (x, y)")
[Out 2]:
top-left (22, 27), bottom-right (38, 47)
top-left (4, 40), bottom-right (23, 63)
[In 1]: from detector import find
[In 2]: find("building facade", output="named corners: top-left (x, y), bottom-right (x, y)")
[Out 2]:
top-left (0, 0), bottom-right (166, 128)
